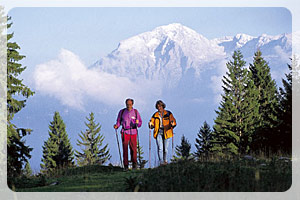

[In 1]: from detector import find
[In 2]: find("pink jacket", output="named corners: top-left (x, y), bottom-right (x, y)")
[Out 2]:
top-left (115, 108), bottom-right (142, 135)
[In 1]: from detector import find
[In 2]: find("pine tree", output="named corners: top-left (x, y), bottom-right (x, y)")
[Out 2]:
top-left (249, 50), bottom-right (279, 153)
top-left (240, 69), bottom-right (260, 154)
top-left (173, 135), bottom-right (192, 161)
top-left (75, 112), bottom-right (111, 166)
top-left (23, 161), bottom-right (33, 177)
top-left (6, 15), bottom-right (34, 177)
top-left (212, 50), bottom-right (250, 156)
top-left (137, 142), bottom-right (147, 169)
top-left (0, 7), bottom-right (6, 179)
top-left (194, 121), bottom-right (213, 160)
top-left (41, 112), bottom-right (74, 173)
top-left (277, 58), bottom-right (293, 154)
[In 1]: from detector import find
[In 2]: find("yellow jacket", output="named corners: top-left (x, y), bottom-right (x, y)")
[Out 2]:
top-left (150, 110), bottom-right (176, 139)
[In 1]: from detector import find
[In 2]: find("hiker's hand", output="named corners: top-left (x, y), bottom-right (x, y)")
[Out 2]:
top-left (136, 119), bottom-right (139, 124)
top-left (171, 121), bottom-right (175, 127)
top-left (148, 121), bottom-right (153, 129)
top-left (113, 124), bottom-right (118, 129)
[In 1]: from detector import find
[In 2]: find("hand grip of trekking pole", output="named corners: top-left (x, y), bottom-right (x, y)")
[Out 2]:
top-left (149, 127), bottom-right (151, 168)
top-left (171, 120), bottom-right (174, 127)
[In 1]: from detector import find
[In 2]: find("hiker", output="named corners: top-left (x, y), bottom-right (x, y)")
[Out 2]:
top-left (114, 98), bottom-right (142, 170)
top-left (149, 100), bottom-right (176, 165)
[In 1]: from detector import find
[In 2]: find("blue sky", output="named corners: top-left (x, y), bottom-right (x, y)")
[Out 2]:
top-left (8, 7), bottom-right (292, 171)
top-left (9, 7), bottom-right (291, 71)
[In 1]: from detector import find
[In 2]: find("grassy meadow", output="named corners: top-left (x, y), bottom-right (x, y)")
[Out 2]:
top-left (10, 155), bottom-right (291, 192)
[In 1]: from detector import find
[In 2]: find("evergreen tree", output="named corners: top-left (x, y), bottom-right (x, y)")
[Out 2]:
top-left (23, 161), bottom-right (33, 177)
top-left (173, 135), bottom-right (192, 161)
top-left (212, 50), bottom-right (252, 155)
top-left (6, 15), bottom-right (34, 177)
top-left (240, 69), bottom-right (260, 154)
top-left (41, 112), bottom-right (74, 173)
top-left (194, 121), bottom-right (213, 160)
top-left (137, 142), bottom-right (147, 169)
top-left (0, 7), bottom-right (6, 180)
top-left (75, 112), bottom-right (111, 166)
top-left (277, 58), bottom-right (293, 154)
top-left (249, 50), bottom-right (279, 153)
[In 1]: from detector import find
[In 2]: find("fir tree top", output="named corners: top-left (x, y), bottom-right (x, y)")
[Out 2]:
top-left (75, 112), bottom-right (111, 166)
top-left (41, 111), bottom-right (74, 172)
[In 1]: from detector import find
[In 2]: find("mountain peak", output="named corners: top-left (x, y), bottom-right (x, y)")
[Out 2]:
top-left (234, 33), bottom-right (255, 47)
top-left (153, 23), bottom-right (191, 32)
top-left (93, 24), bottom-right (290, 89)
top-left (148, 23), bottom-right (203, 42)
top-left (94, 23), bottom-right (225, 88)
top-left (235, 33), bottom-right (254, 40)
top-left (158, 23), bottom-right (185, 29)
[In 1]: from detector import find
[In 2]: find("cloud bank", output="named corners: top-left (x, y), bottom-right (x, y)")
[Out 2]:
top-left (210, 59), bottom-right (228, 104)
top-left (34, 49), bottom-right (162, 110)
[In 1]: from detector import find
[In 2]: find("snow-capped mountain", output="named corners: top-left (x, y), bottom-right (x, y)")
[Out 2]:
top-left (93, 23), bottom-right (226, 88)
top-left (93, 23), bottom-right (291, 88)
top-left (212, 33), bottom-right (255, 52)
top-left (215, 33), bottom-right (292, 57)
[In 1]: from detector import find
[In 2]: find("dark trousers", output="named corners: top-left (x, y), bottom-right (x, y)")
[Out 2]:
top-left (122, 133), bottom-right (137, 167)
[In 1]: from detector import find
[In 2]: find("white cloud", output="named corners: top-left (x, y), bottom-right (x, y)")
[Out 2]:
top-left (210, 59), bottom-right (228, 104)
top-left (274, 45), bottom-right (290, 62)
top-left (34, 49), bottom-right (162, 110)
top-left (190, 98), bottom-right (205, 103)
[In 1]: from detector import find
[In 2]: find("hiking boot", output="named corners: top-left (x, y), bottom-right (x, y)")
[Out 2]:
top-left (132, 163), bottom-right (137, 170)
top-left (123, 165), bottom-right (129, 171)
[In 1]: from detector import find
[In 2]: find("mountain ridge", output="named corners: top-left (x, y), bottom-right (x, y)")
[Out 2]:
top-left (93, 23), bottom-right (291, 88)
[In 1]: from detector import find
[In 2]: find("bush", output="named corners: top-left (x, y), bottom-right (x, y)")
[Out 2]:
top-left (8, 174), bottom-right (48, 191)
top-left (135, 157), bottom-right (291, 192)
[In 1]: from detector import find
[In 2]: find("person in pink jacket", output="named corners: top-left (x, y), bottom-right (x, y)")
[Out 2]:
top-left (114, 98), bottom-right (142, 170)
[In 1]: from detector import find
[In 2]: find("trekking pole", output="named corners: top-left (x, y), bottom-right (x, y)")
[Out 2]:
top-left (115, 129), bottom-right (123, 168)
top-left (172, 135), bottom-right (174, 158)
top-left (149, 127), bottom-right (151, 168)
top-left (171, 121), bottom-right (174, 159)
top-left (137, 128), bottom-right (142, 169)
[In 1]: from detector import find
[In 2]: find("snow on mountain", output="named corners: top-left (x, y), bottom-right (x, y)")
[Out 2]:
top-left (93, 23), bottom-right (226, 88)
top-left (212, 33), bottom-right (254, 53)
top-left (214, 32), bottom-right (291, 82)
top-left (238, 33), bottom-right (291, 58)
top-left (93, 23), bottom-right (291, 89)
top-left (215, 32), bottom-right (291, 57)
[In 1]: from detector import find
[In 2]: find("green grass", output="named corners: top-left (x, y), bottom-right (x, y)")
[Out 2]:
top-left (11, 157), bottom-right (292, 192)
top-left (12, 165), bottom-right (145, 192)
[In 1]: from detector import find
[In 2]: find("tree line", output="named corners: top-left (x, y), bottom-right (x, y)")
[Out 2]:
top-left (174, 50), bottom-right (292, 161)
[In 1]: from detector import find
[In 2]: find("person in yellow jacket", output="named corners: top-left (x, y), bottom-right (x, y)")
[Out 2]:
top-left (148, 100), bottom-right (176, 165)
